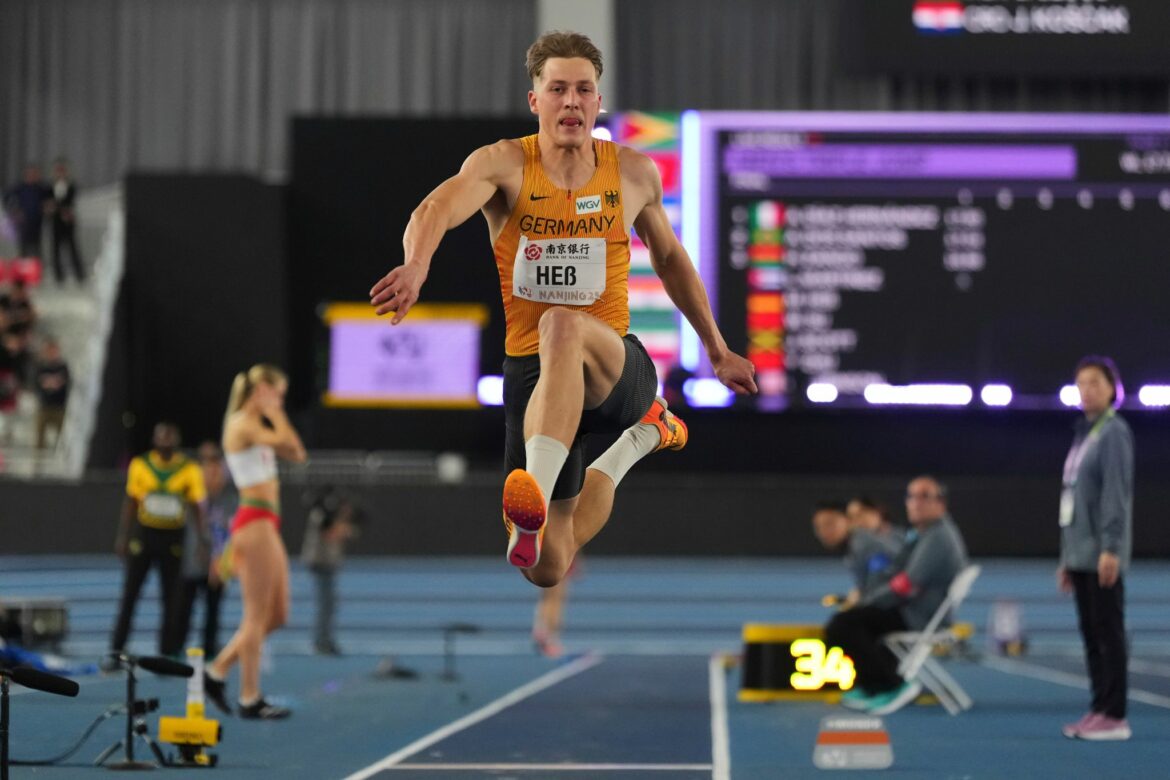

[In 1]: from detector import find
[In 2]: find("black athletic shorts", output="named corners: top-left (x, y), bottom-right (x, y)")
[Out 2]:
top-left (503, 333), bottom-right (658, 501)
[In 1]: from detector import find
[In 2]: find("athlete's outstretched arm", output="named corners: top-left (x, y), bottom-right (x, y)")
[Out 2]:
top-left (630, 154), bottom-right (758, 395)
top-left (370, 141), bottom-right (514, 323)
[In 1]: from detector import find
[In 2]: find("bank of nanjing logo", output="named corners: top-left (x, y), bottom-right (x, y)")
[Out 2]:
top-left (913, 1), bottom-right (964, 34)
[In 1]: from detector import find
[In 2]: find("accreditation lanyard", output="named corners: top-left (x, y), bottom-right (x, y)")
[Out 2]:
top-left (1059, 409), bottom-right (1114, 527)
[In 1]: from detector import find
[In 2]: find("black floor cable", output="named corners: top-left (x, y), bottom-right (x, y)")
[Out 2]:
top-left (10, 705), bottom-right (122, 766)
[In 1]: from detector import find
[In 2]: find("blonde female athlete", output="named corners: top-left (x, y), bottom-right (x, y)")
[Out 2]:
top-left (204, 364), bottom-right (306, 719)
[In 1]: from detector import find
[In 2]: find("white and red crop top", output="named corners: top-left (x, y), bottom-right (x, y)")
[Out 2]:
top-left (224, 444), bottom-right (277, 488)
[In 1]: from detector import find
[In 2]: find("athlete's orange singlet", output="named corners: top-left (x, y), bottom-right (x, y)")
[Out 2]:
top-left (493, 135), bottom-right (630, 357)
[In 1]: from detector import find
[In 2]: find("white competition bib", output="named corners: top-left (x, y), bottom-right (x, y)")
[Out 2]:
top-left (144, 492), bottom-right (184, 520)
top-left (1058, 488), bottom-right (1074, 527)
top-left (512, 236), bottom-right (606, 306)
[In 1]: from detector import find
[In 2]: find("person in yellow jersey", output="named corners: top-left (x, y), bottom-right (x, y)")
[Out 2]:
top-left (370, 31), bottom-right (757, 587)
top-left (108, 422), bottom-right (207, 664)
top-left (203, 364), bottom-right (306, 720)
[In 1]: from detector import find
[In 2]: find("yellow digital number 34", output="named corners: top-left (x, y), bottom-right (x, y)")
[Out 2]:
top-left (790, 639), bottom-right (856, 691)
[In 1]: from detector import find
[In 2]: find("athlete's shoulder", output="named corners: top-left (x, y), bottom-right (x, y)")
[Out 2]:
top-left (616, 146), bottom-right (661, 189)
top-left (125, 456), bottom-right (148, 484)
top-left (462, 138), bottom-right (526, 177)
top-left (616, 145), bottom-right (656, 175)
top-left (224, 411), bottom-right (258, 446)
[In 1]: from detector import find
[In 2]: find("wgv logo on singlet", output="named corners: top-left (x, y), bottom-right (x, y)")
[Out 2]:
top-left (575, 194), bottom-right (602, 215)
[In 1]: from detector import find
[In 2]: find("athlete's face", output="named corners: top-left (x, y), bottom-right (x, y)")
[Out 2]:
top-left (905, 479), bottom-right (946, 527)
top-left (1076, 366), bottom-right (1114, 417)
top-left (846, 501), bottom-right (883, 533)
top-left (152, 424), bottom-right (180, 455)
top-left (200, 448), bottom-right (227, 493)
top-left (529, 57), bottom-right (601, 150)
top-left (812, 509), bottom-right (848, 549)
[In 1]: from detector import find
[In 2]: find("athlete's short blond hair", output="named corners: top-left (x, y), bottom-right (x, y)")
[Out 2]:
top-left (525, 30), bottom-right (603, 83)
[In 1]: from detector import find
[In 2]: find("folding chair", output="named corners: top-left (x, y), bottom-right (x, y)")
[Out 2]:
top-left (884, 564), bottom-right (981, 715)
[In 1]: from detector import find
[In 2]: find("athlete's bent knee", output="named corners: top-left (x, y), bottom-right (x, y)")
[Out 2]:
top-left (524, 567), bottom-right (564, 589)
top-left (537, 308), bottom-right (583, 349)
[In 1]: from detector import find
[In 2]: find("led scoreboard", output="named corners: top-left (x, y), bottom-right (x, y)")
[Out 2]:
top-left (739, 624), bottom-right (856, 702)
top-left (687, 112), bottom-right (1170, 411)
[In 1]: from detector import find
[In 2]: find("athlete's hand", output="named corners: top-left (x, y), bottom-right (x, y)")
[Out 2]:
top-left (1098, 552), bottom-right (1120, 588)
top-left (1056, 565), bottom-right (1073, 594)
top-left (370, 263), bottom-right (427, 324)
top-left (254, 383), bottom-right (283, 414)
top-left (712, 351), bottom-right (758, 395)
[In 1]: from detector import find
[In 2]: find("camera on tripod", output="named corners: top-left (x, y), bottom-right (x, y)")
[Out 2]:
top-left (95, 650), bottom-right (222, 770)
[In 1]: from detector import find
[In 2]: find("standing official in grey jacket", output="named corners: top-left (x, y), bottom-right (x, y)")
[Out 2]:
top-left (1059, 356), bottom-right (1134, 742)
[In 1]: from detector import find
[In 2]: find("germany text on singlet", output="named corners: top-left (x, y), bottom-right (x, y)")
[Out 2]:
top-left (492, 135), bottom-right (630, 357)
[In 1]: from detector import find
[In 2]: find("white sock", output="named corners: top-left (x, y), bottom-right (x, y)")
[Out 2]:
top-left (524, 435), bottom-right (569, 510)
top-left (588, 420), bottom-right (661, 488)
top-left (238, 694), bottom-right (260, 707)
top-left (206, 668), bottom-right (225, 682)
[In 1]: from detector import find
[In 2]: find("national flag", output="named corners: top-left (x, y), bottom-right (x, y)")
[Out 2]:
top-left (748, 350), bottom-right (784, 371)
top-left (648, 153), bottom-right (680, 194)
top-left (619, 112), bottom-right (679, 151)
top-left (748, 245), bottom-right (784, 263)
top-left (912, 1), bottom-right (964, 34)
top-left (748, 267), bottom-right (786, 292)
top-left (747, 293), bottom-right (784, 314)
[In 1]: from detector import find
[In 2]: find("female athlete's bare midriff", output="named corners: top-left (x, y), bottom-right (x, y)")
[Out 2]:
top-left (238, 482), bottom-right (280, 508)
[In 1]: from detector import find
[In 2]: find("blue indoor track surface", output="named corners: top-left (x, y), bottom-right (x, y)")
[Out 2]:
top-left (1, 556), bottom-right (1167, 778)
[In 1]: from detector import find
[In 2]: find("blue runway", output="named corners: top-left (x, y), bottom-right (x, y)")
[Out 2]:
top-left (2, 556), bottom-right (1168, 778)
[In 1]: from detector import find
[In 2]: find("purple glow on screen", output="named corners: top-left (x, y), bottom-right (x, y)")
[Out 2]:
top-left (980, 384), bottom-right (1013, 407)
top-left (722, 144), bottom-right (1076, 180)
top-left (1138, 385), bottom-right (1170, 407)
top-left (477, 375), bottom-right (504, 406)
top-left (684, 378), bottom-right (735, 408)
top-left (328, 321), bottom-right (480, 401)
top-left (806, 383), bottom-right (839, 403)
top-left (863, 383), bottom-right (973, 406)
top-left (1059, 385), bottom-right (1081, 407)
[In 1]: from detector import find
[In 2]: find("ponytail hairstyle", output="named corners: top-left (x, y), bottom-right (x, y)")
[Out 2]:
top-left (223, 364), bottom-right (288, 433)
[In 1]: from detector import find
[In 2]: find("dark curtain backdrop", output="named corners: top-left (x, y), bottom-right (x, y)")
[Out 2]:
top-left (5, 0), bottom-right (1170, 188)
top-left (0, 0), bottom-right (537, 186)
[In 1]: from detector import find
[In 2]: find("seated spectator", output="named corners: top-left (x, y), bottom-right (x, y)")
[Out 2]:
top-left (0, 365), bottom-right (17, 445)
top-left (1, 278), bottom-right (37, 336)
top-left (824, 475), bottom-right (968, 715)
top-left (0, 322), bottom-right (30, 443)
top-left (34, 337), bottom-right (70, 449)
top-left (812, 501), bottom-right (904, 610)
top-left (1, 329), bottom-right (31, 386)
top-left (0, 283), bottom-right (11, 325)
top-left (847, 495), bottom-right (899, 538)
